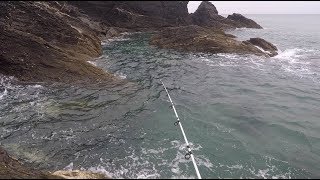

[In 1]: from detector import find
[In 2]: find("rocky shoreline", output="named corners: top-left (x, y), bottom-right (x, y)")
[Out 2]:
top-left (0, 1), bottom-right (278, 83)
top-left (0, 1), bottom-right (278, 178)
top-left (150, 25), bottom-right (277, 57)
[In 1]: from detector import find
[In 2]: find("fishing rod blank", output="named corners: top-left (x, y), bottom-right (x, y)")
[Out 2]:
top-left (160, 79), bottom-right (202, 179)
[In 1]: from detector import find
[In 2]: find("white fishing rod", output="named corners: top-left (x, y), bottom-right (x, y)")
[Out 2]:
top-left (160, 79), bottom-right (202, 179)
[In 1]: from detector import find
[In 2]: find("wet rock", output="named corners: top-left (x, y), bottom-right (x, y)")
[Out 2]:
top-left (227, 13), bottom-right (263, 29)
top-left (0, 147), bottom-right (58, 179)
top-left (0, 146), bottom-right (110, 179)
top-left (243, 38), bottom-right (278, 56)
top-left (0, 1), bottom-right (114, 83)
top-left (150, 25), bottom-right (277, 57)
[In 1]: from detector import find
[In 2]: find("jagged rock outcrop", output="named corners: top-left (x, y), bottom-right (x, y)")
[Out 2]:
top-left (190, 1), bottom-right (263, 29)
top-left (0, 1), bottom-right (114, 83)
top-left (244, 38), bottom-right (278, 56)
top-left (197, 1), bottom-right (219, 14)
top-left (190, 1), bottom-right (231, 29)
top-left (150, 25), bottom-right (277, 57)
top-left (227, 13), bottom-right (263, 29)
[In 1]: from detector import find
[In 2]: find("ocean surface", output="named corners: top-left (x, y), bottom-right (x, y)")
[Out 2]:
top-left (1, 15), bottom-right (320, 178)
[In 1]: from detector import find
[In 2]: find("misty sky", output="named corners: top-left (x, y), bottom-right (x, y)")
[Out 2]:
top-left (188, 1), bottom-right (320, 14)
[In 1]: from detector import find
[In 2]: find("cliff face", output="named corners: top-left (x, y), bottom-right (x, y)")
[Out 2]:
top-left (0, 1), bottom-right (114, 83)
top-left (69, 1), bottom-right (190, 29)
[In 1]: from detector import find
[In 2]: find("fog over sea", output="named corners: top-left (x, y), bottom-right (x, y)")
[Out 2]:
top-left (1, 14), bottom-right (320, 178)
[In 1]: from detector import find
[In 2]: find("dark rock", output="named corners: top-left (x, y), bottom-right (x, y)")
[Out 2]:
top-left (190, 1), bottom-right (262, 30)
top-left (150, 25), bottom-right (276, 56)
top-left (227, 13), bottom-right (263, 29)
top-left (243, 38), bottom-right (278, 56)
top-left (195, 1), bottom-right (219, 15)
top-left (69, 1), bottom-right (190, 28)
top-left (191, 1), bottom-right (229, 29)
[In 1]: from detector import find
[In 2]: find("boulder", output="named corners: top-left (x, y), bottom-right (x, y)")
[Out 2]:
top-left (227, 13), bottom-right (263, 29)
top-left (150, 25), bottom-right (277, 57)
top-left (244, 38), bottom-right (278, 56)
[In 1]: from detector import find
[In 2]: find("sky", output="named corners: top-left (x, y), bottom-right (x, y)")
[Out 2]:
top-left (188, 1), bottom-right (320, 14)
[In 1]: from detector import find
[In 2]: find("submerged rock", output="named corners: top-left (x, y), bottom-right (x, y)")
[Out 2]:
top-left (52, 170), bottom-right (110, 179)
top-left (150, 25), bottom-right (277, 57)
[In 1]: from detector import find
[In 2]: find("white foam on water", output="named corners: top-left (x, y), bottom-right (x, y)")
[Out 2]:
top-left (63, 162), bottom-right (74, 171)
top-left (30, 84), bottom-right (43, 89)
top-left (101, 36), bottom-right (131, 46)
top-left (87, 166), bottom-right (114, 179)
top-left (88, 61), bottom-right (97, 67)
top-left (254, 45), bottom-right (273, 56)
top-left (196, 47), bottom-right (319, 82)
top-left (273, 48), bottom-right (303, 62)
top-left (71, 139), bottom-right (213, 179)
top-left (0, 88), bottom-right (8, 100)
top-left (115, 71), bottom-right (127, 79)
top-left (271, 47), bottom-right (320, 80)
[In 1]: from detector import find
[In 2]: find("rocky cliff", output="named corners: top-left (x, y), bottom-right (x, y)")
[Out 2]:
top-left (0, 1), bottom-right (115, 83)
top-left (69, 1), bottom-right (190, 29)
top-left (0, 1), bottom-right (269, 83)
